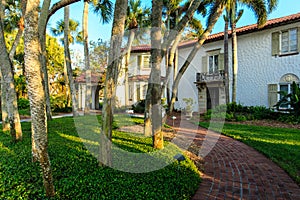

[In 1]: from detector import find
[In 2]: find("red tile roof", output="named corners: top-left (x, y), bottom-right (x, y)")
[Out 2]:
top-left (129, 75), bottom-right (165, 82)
top-left (130, 12), bottom-right (300, 50)
top-left (75, 72), bottom-right (103, 83)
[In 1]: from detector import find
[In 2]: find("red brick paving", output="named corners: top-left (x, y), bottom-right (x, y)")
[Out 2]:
top-left (166, 114), bottom-right (300, 200)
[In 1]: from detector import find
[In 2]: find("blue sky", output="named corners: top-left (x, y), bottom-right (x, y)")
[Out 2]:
top-left (48, 0), bottom-right (300, 46)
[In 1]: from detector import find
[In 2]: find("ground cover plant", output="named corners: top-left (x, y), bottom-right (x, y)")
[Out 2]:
top-left (0, 116), bottom-right (201, 199)
top-left (199, 121), bottom-right (300, 185)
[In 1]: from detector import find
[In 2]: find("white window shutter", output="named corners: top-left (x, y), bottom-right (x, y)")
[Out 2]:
top-left (218, 53), bottom-right (224, 70)
top-left (202, 56), bottom-right (207, 73)
top-left (137, 55), bottom-right (142, 69)
top-left (268, 84), bottom-right (278, 108)
top-left (271, 32), bottom-right (280, 56)
top-left (297, 27), bottom-right (300, 52)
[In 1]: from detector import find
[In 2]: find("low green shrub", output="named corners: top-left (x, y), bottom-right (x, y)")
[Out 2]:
top-left (0, 117), bottom-right (201, 199)
top-left (132, 100), bottom-right (145, 113)
top-left (17, 98), bottom-right (30, 110)
top-left (50, 94), bottom-right (71, 113)
top-left (235, 114), bottom-right (247, 122)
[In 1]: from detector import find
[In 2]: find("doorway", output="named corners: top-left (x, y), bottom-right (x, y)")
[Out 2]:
top-left (207, 87), bottom-right (219, 110)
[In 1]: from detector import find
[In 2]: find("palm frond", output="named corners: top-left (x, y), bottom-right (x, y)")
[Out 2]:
top-left (93, 0), bottom-right (114, 24)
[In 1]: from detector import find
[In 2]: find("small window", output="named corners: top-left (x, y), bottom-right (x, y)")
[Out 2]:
top-left (279, 84), bottom-right (289, 108)
top-left (272, 28), bottom-right (299, 56)
top-left (280, 28), bottom-right (298, 54)
top-left (142, 84), bottom-right (148, 99)
top-left (208, 55), bottom-right (219, 74)
top-left (142, 55), bottom-right (150, 68)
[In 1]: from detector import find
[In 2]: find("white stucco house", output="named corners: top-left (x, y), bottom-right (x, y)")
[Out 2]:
top-left (115, 12), bottom-right (300, 113)
top-left (77, 13), bottom-right (300, 113)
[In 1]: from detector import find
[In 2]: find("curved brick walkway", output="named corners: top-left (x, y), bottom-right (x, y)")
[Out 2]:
top-left (166, 115), bottom-right (300, 200)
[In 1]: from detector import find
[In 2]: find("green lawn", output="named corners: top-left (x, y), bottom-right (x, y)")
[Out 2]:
top-left (0, 116), bottom-right (201, 199)
top-left (199, 121), bottom-right (300, 185)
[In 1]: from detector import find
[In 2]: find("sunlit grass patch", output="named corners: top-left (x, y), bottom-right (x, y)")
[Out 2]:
top-left (0, 116), bottom-right (201, 199)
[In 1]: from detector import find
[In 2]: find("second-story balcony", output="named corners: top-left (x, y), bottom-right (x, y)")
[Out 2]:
top-left (196, 70), bottom-right (225, 83)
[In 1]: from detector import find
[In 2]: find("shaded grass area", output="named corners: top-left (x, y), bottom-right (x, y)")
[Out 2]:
top-left (199, 121), bottom-right (300, 185)
top-left (0, 116), bottom-right (201, 199)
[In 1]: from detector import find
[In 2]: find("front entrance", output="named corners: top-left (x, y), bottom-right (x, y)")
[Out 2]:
top-left (207, 87), bottom-right (219, 109)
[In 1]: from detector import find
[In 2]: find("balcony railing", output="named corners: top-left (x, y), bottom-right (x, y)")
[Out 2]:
top-left (196, 70), bottom-right (225, 83)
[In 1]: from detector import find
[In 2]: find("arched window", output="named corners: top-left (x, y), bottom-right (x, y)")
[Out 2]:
top-left (279, 73), bottom-right (299, 109)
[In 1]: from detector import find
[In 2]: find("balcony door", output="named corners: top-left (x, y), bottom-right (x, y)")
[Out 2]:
top-left (207, 87), bottom-right (219, 109)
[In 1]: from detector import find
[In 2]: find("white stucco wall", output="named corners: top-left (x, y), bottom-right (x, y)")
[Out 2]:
top-left (116, 19), bottom-right (300, 110)
top-left (177, 21), bottom-right (300, 109)
top-left (237, 22), bottom-right (300, 107)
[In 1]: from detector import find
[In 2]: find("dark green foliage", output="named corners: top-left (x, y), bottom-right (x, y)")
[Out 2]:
top-left (131, 99), bottom-right (145, 113)
top-left (0, 117), bottom-right (201, 199)
top-left (17, 98), bottom-right (30, 110)
top-left (199, 121), bottom-right (300, 185)
top-left (276, 81), bottom-right (300, 115)
top-left (50, 95), bottom-right (72, 113)
top-left (203, 103), bottom-right (279, 122)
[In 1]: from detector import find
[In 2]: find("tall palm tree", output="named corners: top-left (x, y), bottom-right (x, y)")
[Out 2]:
top-left (51, 17), bottom-right (82, 117)
top-left (82, 0), bottom-right (91, 114)
top-left (51, 19), bottom-right (82, 44)
top-left (228, 0), bottom-right (278, 102)
top-left (23, 0), bottom-right (55, 196)
top-left (0, 0), bottom-right (22, 141)
top-left (83, 0), bottom-right (113, 114)
top-left (223, 12), bottom-right (229, 104)
top-left (149, 0), bottom-right (163, 149)
top-left (144, 0), bottom-right (208, 137)
top-left (124, 0), bottom-right (150, 106)
top-left (100, 0), bottom-right (127, 166)
top-left (64, 6), bottom-right (79, 116)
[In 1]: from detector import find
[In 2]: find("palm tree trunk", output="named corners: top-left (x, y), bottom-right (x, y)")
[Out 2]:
top-left (162, 33), bottom-right (181, 102)
top-left (149, 0), bottom-right (163, 149)
top-left (231, 21), bottom-right (238, 103)
top-left (125, 29), bottom-right (135, 107)
top-left (0, 2), bottom-right (10, 132)
top-left (169, 3), bottom-right (225, 113)
top-left (24, 0), bottom-right (55, 196)
top-left (64, 62), bottom-right (71, 107)
top-left (100, 0), bottom-right (127, 166)
top-left (64, 6), bottom-right (79, 117)
top-left (0, 8), bottom-right (22, 142)
top-left (40, 34), bottom-right (53, 120)
top-left (0, 72), bottom-right (9, 132)
top-left (8, 17), bottom-right (24, 61)
top-left (38, 0), bottom-right (52, 120)
top-left (224, 18), bottom-right (230, 104)
top-left (83, 1), bottom-right (91, 114)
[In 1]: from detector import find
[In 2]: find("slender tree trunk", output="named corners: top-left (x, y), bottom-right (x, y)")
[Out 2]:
top-left (24, 0), bottom-right (55, 196)
top-left (149, 0), bottom-right (163, 149)
top-left (0, 3), bottom-right (22, 142)
top-left (64, 62), bottom-right (71, 107)
top-left (0, 0), bottom-right (11, 132)
top-left (100, 0), bottom-right (127, 166)
top-left (39, 0), bottom-right (52, 120)
top-left (224, 18), bottom-right (230, 104)
top-left (9, 17), bottom-right (24, 61)
top-left (0, 71), bottom-right (9, 131)
top-left (162, 33), bottom-right (181, 100)
top-left (124, 29), bottom-right (135, 107)
top-left (231, 22), bottom-right (237, 103)
top-left (64, 6), bottom-right (79, 117)
top-left (169, 4), bottom-right (225, 112)
top-left (40, 34), bottom-right (53, 120)
top-left (83, 1), bottom-right (91, 114)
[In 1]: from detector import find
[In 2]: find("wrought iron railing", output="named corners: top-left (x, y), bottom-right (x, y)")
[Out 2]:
top-left (196, 70), bottom-right (225, 82)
